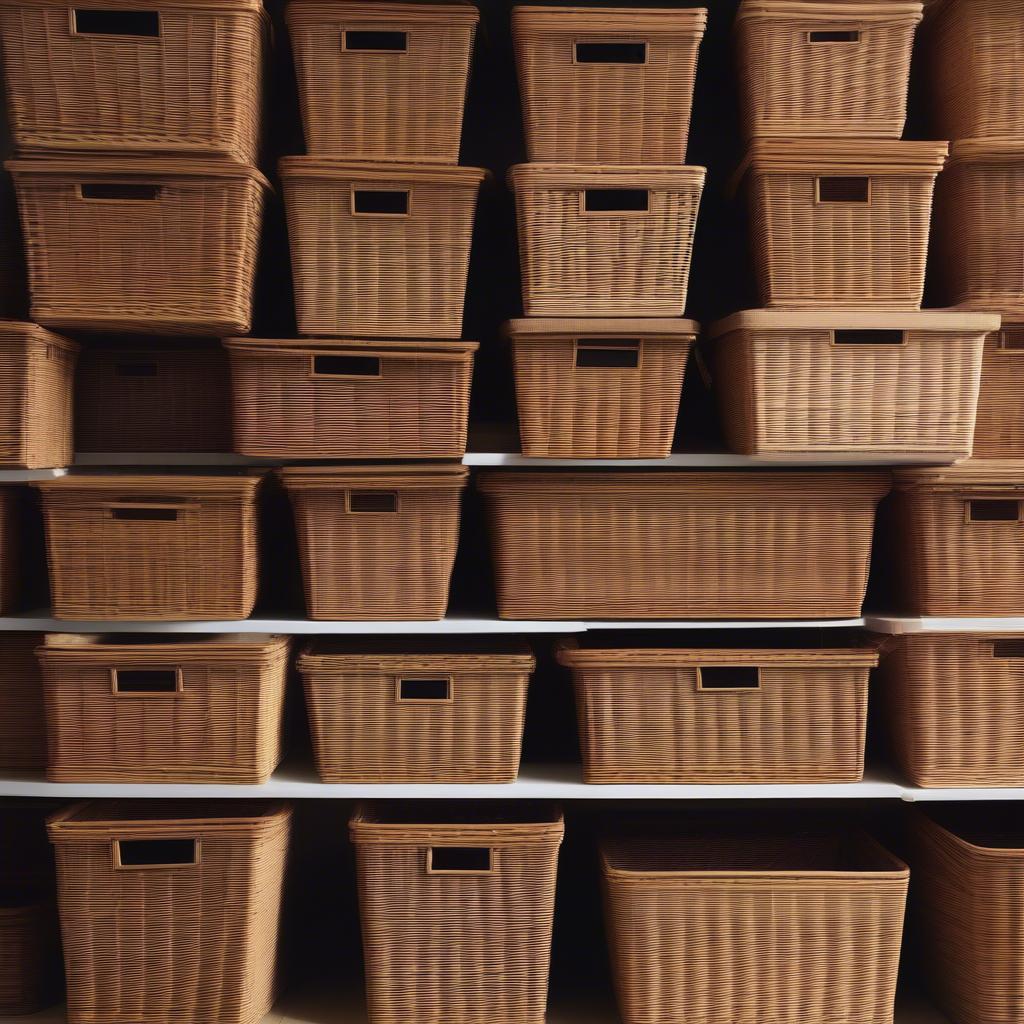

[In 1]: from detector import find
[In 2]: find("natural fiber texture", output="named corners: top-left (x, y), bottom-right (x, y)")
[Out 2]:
top-left (0, 633), bottom-right (46, 769)
top-left (8, 156), bottom-right (268, 335)
top-left (479, 470), bottom-right (889, 619)
top-left (287, 2), bottom-right (477, 162)
top-left (974, 324), bottom-right (1024, 457)
top-left (35, 473), bottom-right (263, 620)
top-left (0, 487), bottom-right (19, 614)
top-left (735, 0), bottom-right (922, 139)
top-left (280, 465), bottom-right (467, 620)
top-left (351, 804), bottom-right (563, 1024)
top-left (510, 164), bottom-right (705, 317)
top-left (38, 633), bottom-right (290, 783)
top-left (225, 337), bottom-right (476, 459)
top-left (298, 640), bottom-right (534, 782)
top-left (49, 801), bottom-right (290, 1024)
top-left (709, 309), bottom-right (994, 459)
top-left (280, 158), bottom-right (485, 338)
top-left (560, 641), bottom-right (875, 784)
top-left (506, 318), bottom-right (697, 459)
top-left (0, 898), bottom-right (54, 1015)
top-left (513, 7), bottom-right (707, 164)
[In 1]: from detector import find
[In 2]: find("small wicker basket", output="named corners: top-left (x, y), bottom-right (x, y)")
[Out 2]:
top-left (974, 323), bottom-right (1024, 457)
top-left (0, 633), bottom-right (46, 770)
top-left (0, 897), bottom-right (55, 1016)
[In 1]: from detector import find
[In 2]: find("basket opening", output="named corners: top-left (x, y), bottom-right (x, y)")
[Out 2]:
top-left (313, 354), bottom-right (381, 378)
top-left (925, 806), bottom-right (1024, 851)
top-left (967, 499), bottom-right (1021, 523)
top-left (348, 491), bottom-right (398, 513)
top-left (807, 29), bottom-right (860, 43)
top-left (575, 340), bottom-right (640, 369)
top-left (111, 506), bottom-right (178, 521)
top-left (398, 677), bottom-right (451, 701)
top-left (343, 30), bottom-right (408, 52)
top-left (80, 183), bottom-right (160, 202)
top-left (115, 838), bottom-right (197, 868)
top-left (993, 640), bottom-right (1024, 659)
top-left (73, 8), bottom-right (160, 37)
top-left (114, 361), bottom-right (159, 377)
top-left (816, 176), bottom-right (870, 203)
top-left (574, 41), bottom-right (647, 64)
top-left (998, 329), bottom-right (1024, 352)
top-left (833, 329), bottom-right (905, 346)
top-left (114, 669), bottom-right (180, 694)
top-left (583, 188), bottom-right (649, 213)
top-left (353, 190), bottom-right (409, 216)
top-left (428, 846), bottom-right (492, 873)
top-left (697, 666), bottom-right (760, 690)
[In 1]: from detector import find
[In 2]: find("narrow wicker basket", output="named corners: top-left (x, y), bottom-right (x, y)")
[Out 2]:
top-left (560, 639), bottom-right (876, 784)
top-left (49, 801), bottom-right (291, 1024)
top-left (0, 633), bottom-right (46, 769)
top-left (35, 472), bottom-right (264, 621)
top-left (0, 898), bottom-right (54, 1015)
top-left (975, 323), bottom-right (1024, 457)
top-left (513, 6), bottom-right (707, 164)
top-left (298, 639), bottom-right (534, 782)
top-left (735, 0), bottom-right (922, 139)
top-left (602, 827), bottom-right (909, 1024)
top-left (510, 163), bottom-right (705, 317)
top-left (280, 465), bottom-right (467, 620)
top-left (351, 803), bottom-right (564, 1024)
top-left (740, 139), bottom-right (947, 309)
top-left (708, 309), bottom-right (996, 460)
top-left (506, 318), bottom-right (697, 459)
top-left (478, 470), bottom-right (889, 619)
top-left (224, 337), bottom-right (477, 459)
top-left (286, 1), bottom-right (478, 162)
top-left (38, 633), bottom-right (290, 783)
top-left (7, 156), bottom-right (268, 335)
top-left (280, 158), bottom-right (485, 338)
top-left (0, 486), bottom-right (19, 614)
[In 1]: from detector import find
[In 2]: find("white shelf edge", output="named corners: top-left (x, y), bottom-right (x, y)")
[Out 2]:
top-left (0, 467), bottom-right (66, 481)
top-left (865, 615), bottom-right (1024, 634)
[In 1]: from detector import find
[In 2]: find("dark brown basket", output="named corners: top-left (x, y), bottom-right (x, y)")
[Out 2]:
top-left (0, 898), bottom-right (56, 1016)
top-left (0, 486), bottom-right (20, 614)
top-left (0, 633), bottom-right (46, 769)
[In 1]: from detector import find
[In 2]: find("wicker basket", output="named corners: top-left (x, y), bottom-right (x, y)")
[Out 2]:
top-left (513, 6), bottom-right (707, 165)
top-left (602, 827), bottom-right (909, 1024)
top-left (7, 156), bottom-right (268, 335)
top-left (49, 801), bottom-right (290, 1024)
top-left (506, 318), bottom-right (697, 459)
top-left (298, 639), bottom-right (534, 782)
top-left (560, 639), bottom-right (876, 784)
top-left (708, 309), bottom-right (996, 460)
top-left (280, 465), bottom-right (467, 620)
top-left (741, 139), bottom-right (947, 309)
top-left (510, 163), bottom-right (705, 317)
top-left (286, 1), bottom-right (477, 162)
top-left (479, 470), bottom-right (889, 619)
top-left (975, 323), bottom-right (1024, 457)
top-left (38, 633), bottom-right (290, 783)
top-left (0, 897), bottom-right (55, 1015)
top-left (0, 486), bottom-right (19, 614)
top-left (35, 472), bottom-right (263, 621)
top-left (351, 803), bottom-right (563, 1024)
top-left (0, 633), bottom-right (46, 769)
top-left (224, 337), bottom-right (477, 459)
top-left (280, 158), bottom-right (485, 338)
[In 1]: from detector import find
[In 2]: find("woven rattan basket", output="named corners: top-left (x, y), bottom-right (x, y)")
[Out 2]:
top-left (38, 633), bottom-right (290, 783)
top-left (0, 633), bottom-right (46, 770)
top-left (351, 803), bottom-right (563, 1024)
top-left (510, 163), bottom-right (705, 317)
top-left (0, 897), bottom-right (54, 1015)
top-left (35, 472), bottom-right (263, 620)
top-left (8, 156), bottom-right (268, 335)
top-left (49, 801), bottom-right (290, 1024)
top-left (280, 158), bottom-right (485, 338)
top-left (280, 465), bottom-right (466, 620)
top-left (225, 337), bottom-right (477, 459)
top-left (708, 309), bottom-right (996, 460)
top-left (298, 639), bottom-right (534, 782)
top-left (0, 486), bottom-right (19, 614)
top-left (506, 318), bottom-right (697, 459)
top-left (479, 470), bottom-right (889, 619)
top-left (975, 323), bottom-right (1024, 457)
top-left (287, 1), bottom-right (477, 162)
top-left (513, 6), bottom-right (707, 164)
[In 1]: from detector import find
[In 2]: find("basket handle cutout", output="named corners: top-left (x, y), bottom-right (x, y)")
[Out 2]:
top-left (312, 354), bottom-right (381, 378)
top-left (80, 183), bottom-right (160, 201)
top-left (114, 838), bottom-right (198, 869)
top-left (697, 666), bottom-right (761, 691)
top-left (832, 329), bottom-right (905, 346)
top-left (72, 8), bottom-right (159, 37)
top-left (110, 505), bottom-right (181, 522)
top-left (966, 499), bottom-right (1021, 523)
top-left (807, 29), bottom-right (860, 42)
top-left (998, 330), bottom-right (1024, 353)
top-left (348, 491), bottom-right (398, 513)
top-left (114, 362), bottom-right (159, 377)
top-left (816, 176), bottom-right (870, 203)
top-left (582, 188), bottom-right (650, 214)
top-left (993, 640), bottom-right (1024, 659)
top-left (397, 677), bottom-right (452, 701)
top-left (352, 190), bottom-right (409, 216)
top-left (113, 668), bottom-right (182, 694)
top-left (575, 339), bottom-right (641, 369)
top-left (427, 846), bottom-right (493, 874)
top-left (574, 40), bottom-right (647, 64)
top-left (343, 29), bottom-right (407, 52)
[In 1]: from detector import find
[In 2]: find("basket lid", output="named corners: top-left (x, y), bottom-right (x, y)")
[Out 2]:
top-left (35, 471), bottom-right (265, 496)
top-left (279, 464), bottom-right (469, 490)
top-left (949, 139), bottom-right (1024, 165)
top-left (298, 637), bottom-right (535, 673)
top-left (350, 802), bottom-right (564, 846)
top-left (894, 459), bottom-right (1024, 489)
top-left (223, 337), bottom-right (478, 356)
top-left (513, 6), bottom-right (707, 33)
top-left (508, 162), bottom-right (706, 190)
top-left (707, 308), bottom-right (1001, 338)
top-left (0, 320), bottom-right (80, 354)
top-left (5, 156), bottom-right (270, 189)
top-left (504, 318), bottom-right (700, 339)
top-left (0, 0), bottom-right (262, 10)
top-left (736, 0), bottom-right (922, 22)
top-left (287, 0), bottom-right (479, 26)
top-left (556, 639), bottom-right (878, 669)
top-left (38, 632), bottom-right (290, 665)
top-left (279, 156), bottom-right (487, 186)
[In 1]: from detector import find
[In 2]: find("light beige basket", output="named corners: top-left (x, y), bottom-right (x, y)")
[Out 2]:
top-left (0, 633), bottom-right (46, 770)
top-left (0, 486), bottom-right (19, 614)
top-left (975, 323), bottom-right (1024, 457)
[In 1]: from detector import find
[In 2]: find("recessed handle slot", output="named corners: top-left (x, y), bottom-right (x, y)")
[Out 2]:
top-left (574, 40), bottom-right (647, 64)
top-left (344, 29), bottom-right (407, 51)
top-left (967, 499), bottom-right (1021, 523)
top-left (993, 640), bottom-right (1024, 659)
top-left (807, 29), bottom-right (860, 42)
top-left (833, 329), bottom-right (905, 346)
top-left (113, 668), bottom-right (180, 694)
top-left (348, 491), bottom-right (398, 513)
top-left (583, 188), bottom-right (650, 213)
top-left (80, 183), bottom-right (160, 201)
top-left (73, 8), bottom-right (160, 36)
top-left (353, 189), bottom-right (409, 216)
top-left (817, 176), bottom-right (870, 203)
top-left (398, 677), bottom-right (451, 701)
top-left (114, 362), bottom-right (158, 377)
top-left (998, 330), bottom-right (1024, 352)
top-left (313, 354), bottom-right (381, 378)
top-left (697, 666), bottom-right (761, 691)
top-left (111, 506), bottom-right (179, 521)
top-left (427, 846), bottom-right (492, 873)
top-left (575, 339), bottom-right (641, 369)
top-left (115, 838), bottom-right (197, 868)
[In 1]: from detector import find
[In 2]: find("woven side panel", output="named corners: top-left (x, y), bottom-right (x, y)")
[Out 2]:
top-left (0, 633), bottom-right (45, 769)
top-left (974, 329), bottom-right (1024, 457)
top-left (0, 904), bottom-right (53, 1015)
top-left (0, 487), bottom-right (20, 614)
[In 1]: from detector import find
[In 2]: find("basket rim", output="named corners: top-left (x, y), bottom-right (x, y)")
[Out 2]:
top-left (512, 5), bottom-right (708, 31)
top-left (508, 162), bottom-right (706, 189)
top-left (894, 459), bottom-right (1024, 489)
top-left (915, 808), bottom-right (1024, 859)
top-left (286, 0), bottom-right (479, 25)
top-left (5, 156), bottom-right (270, 189)
top-left (35, 471), bottom-right (265, 495)
top-left (504, 317), bottom-right (699, 338)
top-left (0, 320), bottom-right (80, 354)
top-left (350, 802), bottom-right (565, 845)
top-left (279, 157), bottom-right (487, 185)
top-left (736, 0), bottom-right (922, 22)
top-left (949, 138), bottom-right (1024, 164)
top-left (279, 464), bottom-right (469, 490)
top-left (707, 308), bottom-right (1001, 338)
top-left (0, 0), bottom-right (262, 10)
top-left (298, 638), bottom-right (535, 673)
top-left (223, 336), bottom-right (479, 356)
top-left (38, 632), bottom-right (290, 664)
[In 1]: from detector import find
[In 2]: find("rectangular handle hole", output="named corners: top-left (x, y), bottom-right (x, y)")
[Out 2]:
top-left (583, 188), bottom-right (649, 213)
top-left (994, 640), bottom-right (1024, 659)
top-left (112, 507), bottom-right (178, 521)
top-left (999, 330), bottom-right (1024, 352)
top-left (349, 491), bottom-right (397, 513)
top-left (116, 839), bottom-right (196, 867)
top-left (398, 677), bottom-right (451, 701)
top-left (313, 354), bottom-right (381, 377)
top-left (344, 29), bottom-right (407, 51)
top-left (73, 8), bottom-right (159, 36)
top-left (81, 183), bottom-right (159, 201)
top-left (807, 29), bottom-right (860, 42)
top-left (968, 499), bottom-right (1021, 523)
top-left (115, 362), bottom-right (158, 377)
top-left (114, 669), bottom-right (179, 694)
top-left (697, 666), bottom-right (761, 690)
top-left (833, 329), bottom-right (905, 346)
top-left (817, 176), bottom-right (870, 203)
top-left (429, 847), bottom-right (492, 872)
top-left (575, 339), bottom-right (641, 369)
top-left (353, 189), bottom-right (409, 215)
top-left (574, 41), bottom-right (647, 64)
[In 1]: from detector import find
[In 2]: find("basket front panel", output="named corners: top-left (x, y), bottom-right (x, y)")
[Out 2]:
top-left (0, 633), bottom-right (45, 769)
top-left (974, 330), bottom-right (1024, 457)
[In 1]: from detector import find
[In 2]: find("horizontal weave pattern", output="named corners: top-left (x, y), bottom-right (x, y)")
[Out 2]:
top-left (0, 901), bottom-right (53, 1015)
top-left (0, 487), bottom-right (18, 614)
top-left (0, 633), bottom-right (46, 769)
top-left (974, 327), bottom-right (1024, 456)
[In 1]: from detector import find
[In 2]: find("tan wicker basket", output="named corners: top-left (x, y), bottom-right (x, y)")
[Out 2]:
top-left (560, 639), bottom-right (876, 784)
top-left (224, 337), bottom-right (477, 459)
top-left (510, 163), bottom-right (705, 317)
top-left (741, 139), bottom-right (947, 309)
top-left (479, 470), bottom-right (889, 619)
top-left (35, 472), bottom-right (263, 621)
top-left (351, 803), bottom-right (563, 1024)
top-left (286, 1), bottom-right (477, 162)
top-left (513, 6), bottom-right (707, 165)
top-left (8, 156), bottom-right (268, 335)
top-left (0, 486), bottom-right (19, 614)
top-left (975, 323), bottom-right (1024, 457)
top-left (49, 801), bottom-right (290, 1024)
top-left (280, 158), bottom-right (485, 338)
top-left (0, 898), bottom-right (55, 1016)
top-left (280, 464), bottom-right (467, 620)
top-left (38, 633), bottom-right (290, 783)
top-left (602, 827), bottom-right (909, 1024)
top-left (298, 639), bottom-right (534, 782)
top-left (506, 318), bottom-right (697, 459)
top-left (0, 633), bottom-right (46, 770)
top-left (708, 309), bottom-right (996, 460)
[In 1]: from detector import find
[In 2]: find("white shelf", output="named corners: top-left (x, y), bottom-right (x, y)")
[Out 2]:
top-left (867, 614), bottom-right (1024, 634)
top-left (0, 467), bottom-right (66, 482)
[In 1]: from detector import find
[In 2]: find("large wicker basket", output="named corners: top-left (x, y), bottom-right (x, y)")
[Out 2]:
top-left (298, 639), bottom-right (534, 782)
top-left (0, 486), bottom-right (19, 614)
top-left (0, 898), bottom-right (55, 1015)
top-left (513, 6), bottom-right (707, 165)
top-left (0, 633), bottom-right (46, 769)
top-left (510, 163), bottom-right (705, 317)
top-left (286, 1), bottom-right (477, 162)
top-left (280, 465), bottom-right (467, 620)
top-left (49, 801), bottom-right (290, 1024)
top-left (225, 337), bottom-right (477, 459)
top-left (351, 803), bottom-right (563, 1024)
top-left (975, 323), bottom-right (1024, 457)
top-left (709, 309), bottom-right (996, 460)
top-left (8, 156), bottom-right (268, 335)
top-left (280, 158), bottom-right (485, 338)
top-left (479, 470), bottom-right (889, 619)
top-left (35, 472), bottom-right (263, 620)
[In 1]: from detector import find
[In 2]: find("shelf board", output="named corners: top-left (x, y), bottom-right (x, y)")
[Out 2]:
top-left (0, 467), bottom-right (66, 482)
top-left (866, 615), bottom-right (1024, 634)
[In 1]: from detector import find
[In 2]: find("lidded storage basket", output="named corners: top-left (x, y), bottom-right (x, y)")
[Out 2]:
top-left (0, 633), bottom-right (46, 769)
top-left (974, 322), bottom-right (1024, 457)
